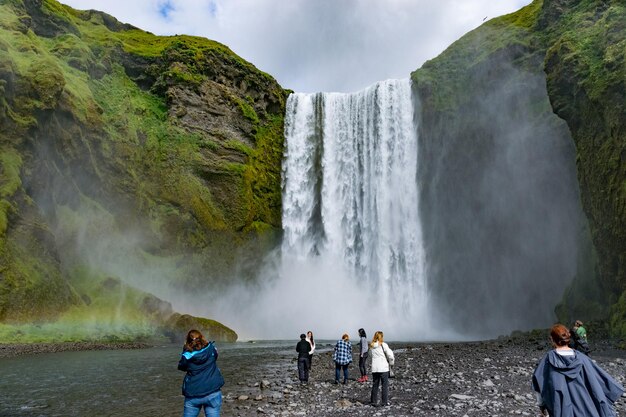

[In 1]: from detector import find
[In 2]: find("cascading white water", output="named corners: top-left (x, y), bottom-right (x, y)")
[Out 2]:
top-left (282, 79), bottom-right (429, 335)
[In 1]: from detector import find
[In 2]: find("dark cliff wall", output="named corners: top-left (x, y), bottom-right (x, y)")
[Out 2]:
top-left (412, 0), bottom-right (625, 336)
top-left (540, 0), bottom-right (626, 335)
top-left (0, 0), bottom-right (286, 339)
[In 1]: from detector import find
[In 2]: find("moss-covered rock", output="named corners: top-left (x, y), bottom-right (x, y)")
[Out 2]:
top-left (164, 313), bottom-right (237, 343)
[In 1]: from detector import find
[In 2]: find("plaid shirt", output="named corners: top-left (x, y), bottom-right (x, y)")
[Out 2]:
top-left (333, 339), bottom-right (353, 365)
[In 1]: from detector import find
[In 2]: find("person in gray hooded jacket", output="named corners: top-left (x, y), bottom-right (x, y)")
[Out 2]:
top-left (532, 323), bottom-right (623, 417)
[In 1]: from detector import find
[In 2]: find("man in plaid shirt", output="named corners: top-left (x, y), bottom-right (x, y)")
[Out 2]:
top-left (333, 333), bottom-right (353, 384)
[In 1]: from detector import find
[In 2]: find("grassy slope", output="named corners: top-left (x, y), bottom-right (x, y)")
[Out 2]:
top-left (0, 0), bottom-right (286, 341)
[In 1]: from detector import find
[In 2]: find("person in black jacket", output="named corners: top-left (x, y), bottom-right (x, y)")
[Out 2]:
top-left (296, 333), bottom-right (312, 383)
top-left (178, 329), bottom-right (225, 417)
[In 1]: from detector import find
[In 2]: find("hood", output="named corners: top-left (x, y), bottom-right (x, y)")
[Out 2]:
top-left (547, 350), bottom-right (583, 380)
top-left (182, 343), bottom-right (215, 364)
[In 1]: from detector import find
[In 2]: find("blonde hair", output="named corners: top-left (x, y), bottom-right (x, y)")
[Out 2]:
top-left (369, 330), bottom-right (384, 348)
top-left (342, 333), bottom-right (349, 341)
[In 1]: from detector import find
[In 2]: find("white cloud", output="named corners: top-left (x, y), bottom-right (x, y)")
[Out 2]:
top-left (60, 0), bottom-right (531, 92)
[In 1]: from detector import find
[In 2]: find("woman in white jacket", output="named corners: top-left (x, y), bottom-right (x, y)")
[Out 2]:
top-left (369, 330), bottom-right (394, 407)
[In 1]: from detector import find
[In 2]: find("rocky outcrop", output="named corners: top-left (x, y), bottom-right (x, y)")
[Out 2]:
top-left (163, 313), bottom-right (238, 343)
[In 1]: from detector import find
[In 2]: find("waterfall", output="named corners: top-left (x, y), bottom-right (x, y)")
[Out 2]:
top-left (281, 79), bottom-right (429, 335)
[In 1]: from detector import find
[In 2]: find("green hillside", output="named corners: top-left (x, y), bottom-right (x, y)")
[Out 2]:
top-left (0, 0), bottom-right (287, 342)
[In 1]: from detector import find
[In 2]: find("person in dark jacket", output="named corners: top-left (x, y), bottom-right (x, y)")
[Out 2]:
top-left (357, 328), bottom-right (368, 383)
top-left (178, 329), bottom-right (225, 417)
top-left (296, 333), bottom-right (311, 383)
top-left (532, 323), bottom-right (623, 417)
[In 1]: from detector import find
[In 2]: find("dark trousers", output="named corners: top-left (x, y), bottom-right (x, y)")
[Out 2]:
top-left (308, 354), bottom-right (313, 370)
top-left (298, 357), bottom-right (310, 381)
top-left (335, 363), bottom-right (349, 382)
top-left (359, 352), bottom-right (368, 376)
top-left (371, 371), bottom-right (389, 405)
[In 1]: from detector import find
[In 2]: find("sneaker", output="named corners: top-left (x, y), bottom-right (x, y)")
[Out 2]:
top-left (364, 375), bottom-right (369, 381)
top-left (357, 376), bottom-right (364, 383)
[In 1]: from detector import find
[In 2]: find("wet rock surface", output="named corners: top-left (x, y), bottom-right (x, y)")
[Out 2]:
top-left (221, 338), bottom-right (626, 416)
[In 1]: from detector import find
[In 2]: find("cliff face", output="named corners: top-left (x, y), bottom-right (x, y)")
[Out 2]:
top-left (540, 0), bottom-right (626, 335)
top-left (412, 0), bottom-right (626, 336)
top-left (0, 0), bottom-right (287, 341)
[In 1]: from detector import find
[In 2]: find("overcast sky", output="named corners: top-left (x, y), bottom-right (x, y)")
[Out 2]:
top-left (61, 0), bottom-right (532, 93)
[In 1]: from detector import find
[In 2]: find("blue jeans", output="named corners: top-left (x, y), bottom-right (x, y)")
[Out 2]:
top-left (183, 390), bottom-right (222, 417)
top-left (335, 363), bottom-right (349, 382)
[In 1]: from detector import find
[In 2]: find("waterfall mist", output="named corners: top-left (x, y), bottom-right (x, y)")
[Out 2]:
top-left (206, 79), bottom-right (450, 340)
top-left (214, 67), bottom-right (586, 341)
top-left (417, 62), bottom-right (585, 338)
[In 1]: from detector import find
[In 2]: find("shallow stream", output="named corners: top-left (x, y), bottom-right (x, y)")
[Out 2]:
top-left (0, 340), bottom-right (305, 417)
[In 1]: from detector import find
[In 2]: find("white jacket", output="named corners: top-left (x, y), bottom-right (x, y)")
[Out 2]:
top-left (370, 341), bottom-right (394, 373)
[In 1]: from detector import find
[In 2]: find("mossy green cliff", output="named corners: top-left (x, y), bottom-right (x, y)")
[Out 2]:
top-left (412, 0), bottom-right (625, 336)
top-left (0, 0), bottom-right (288, 342)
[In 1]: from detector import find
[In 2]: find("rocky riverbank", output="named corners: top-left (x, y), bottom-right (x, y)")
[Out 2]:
top-left (221, 337), bottom-right (626, 416)
top-left (0, 341), bottom-right (149, 358)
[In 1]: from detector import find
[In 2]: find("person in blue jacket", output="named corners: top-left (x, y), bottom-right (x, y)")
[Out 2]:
top-left (532, 323), bottom-right (623, 417)
top-left (178, 329), bottom-right (225, 417)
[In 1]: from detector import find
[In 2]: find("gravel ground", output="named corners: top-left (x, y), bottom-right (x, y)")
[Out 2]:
top-left (222, 337), bottom-right (626, 416)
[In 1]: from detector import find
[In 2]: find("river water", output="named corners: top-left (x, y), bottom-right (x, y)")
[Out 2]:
top-left (0, 341), bottom-right (305, 417)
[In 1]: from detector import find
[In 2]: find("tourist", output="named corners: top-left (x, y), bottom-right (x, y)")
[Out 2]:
top-left (570, 319), bottom-right (590, 354)
top-left (296, 333), bottom-right (311, 383)
top-left (357, 328), bottom-right (369, 382)
top-left (532, 323), bottom-right (623, 417)
top-left (306, 330), bottom-right (315, 370)
top-left (178, 329), bottom-right (225, 417)
top-left (333, 333), bottom-right (353, 384)
top-left (574, 320), bottom-right (587, 340)
top-left (369, 330), bottom-right (394, 407)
